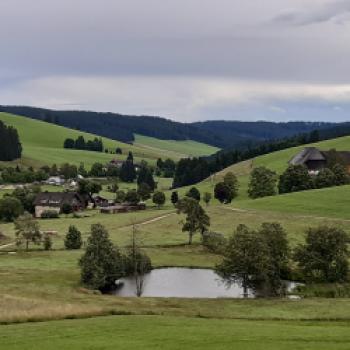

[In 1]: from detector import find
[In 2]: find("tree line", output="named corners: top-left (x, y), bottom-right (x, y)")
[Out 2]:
top-left (173, 130), bottom-right (322, 188)
top-left (0, 121), bottom-right (22, 161)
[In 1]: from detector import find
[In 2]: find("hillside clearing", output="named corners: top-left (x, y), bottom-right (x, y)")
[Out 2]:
top-left (134, 134), bottom-right (220, 159)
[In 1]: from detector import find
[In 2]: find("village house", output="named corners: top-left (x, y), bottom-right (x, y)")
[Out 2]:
top-left (289, 147), bottom-right (350, 174)
top-left (33, 192), bottom-right (89, 218)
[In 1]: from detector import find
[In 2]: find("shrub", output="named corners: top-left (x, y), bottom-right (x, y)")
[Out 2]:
top-left (294, 225), bottom-right (349, 283)
top-left (152, 191), bottom-right (166, 208)
top-left (41, 210), bottom-right (59, 219)
top-left (314, 168), bottom-right (336, 189)
top-left (279, 165), bottom-right (313, 194)
top-left (61, 203), bottom-right (73, 215)
top-left (202, 231), bottom-right (227, 254)
top-left (64, 225), bottom-right (83, 250)
top-left (43, 234), bottom-right (53, 251)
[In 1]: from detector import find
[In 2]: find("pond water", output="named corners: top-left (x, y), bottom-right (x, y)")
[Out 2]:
top-left (113, 268), bottom-right (298, 298)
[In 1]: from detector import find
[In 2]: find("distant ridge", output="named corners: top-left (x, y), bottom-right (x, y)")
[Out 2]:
top-left (0, 105), bottom-right (336, 149)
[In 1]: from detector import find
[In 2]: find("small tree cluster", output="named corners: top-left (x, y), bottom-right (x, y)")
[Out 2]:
top-left (214, 172), bottom-right (239, 204)
top-left (64, 135), bottom-right (103, 152)
top-left (216, 223), bottom-right (290, 297)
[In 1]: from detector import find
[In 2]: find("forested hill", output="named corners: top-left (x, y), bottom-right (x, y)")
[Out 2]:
top-left (0, 105), bottom-right (335, 148)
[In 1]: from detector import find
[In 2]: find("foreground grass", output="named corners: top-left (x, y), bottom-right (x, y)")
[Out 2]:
top-left (2, 315), bottom-right (350, 350)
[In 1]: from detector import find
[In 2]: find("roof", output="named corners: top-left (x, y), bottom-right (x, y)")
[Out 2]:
top-left (289, 147), bottom-right (326, 165)
top-left (323, 151), bottom-right (350, 165)
top-left (34, 192), bottom-right (86, 207)
top-left (290, 147), bottom-right (350, 166)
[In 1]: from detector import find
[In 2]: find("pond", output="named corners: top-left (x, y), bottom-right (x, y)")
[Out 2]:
top-left (113, 268), bottom-right (298, 298)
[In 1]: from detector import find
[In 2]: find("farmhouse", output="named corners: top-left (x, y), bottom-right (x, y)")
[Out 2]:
top-left (289, 147), bottom-right (350, 173)
top-left (34, 192), bottom-right (88, 218)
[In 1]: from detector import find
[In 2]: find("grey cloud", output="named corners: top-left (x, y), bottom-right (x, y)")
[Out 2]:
top-left (273, 0), bottom-right (350, 26)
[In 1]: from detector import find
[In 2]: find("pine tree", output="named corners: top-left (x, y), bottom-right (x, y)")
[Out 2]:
top-left (65, 225), bottom-right (83, 249)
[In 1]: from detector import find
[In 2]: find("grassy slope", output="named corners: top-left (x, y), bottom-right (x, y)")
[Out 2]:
top-left (0, 113), bottom-right (170, 168)
top-left (134, 134), bottom-right (220, 159)
top-left (189, 135), bottom-right (350, 218)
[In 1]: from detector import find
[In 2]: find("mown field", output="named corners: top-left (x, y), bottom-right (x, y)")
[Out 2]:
top-left (134, 134), bottom-right (220, 158)
top-left (2, 315), bottom-right (350, 350)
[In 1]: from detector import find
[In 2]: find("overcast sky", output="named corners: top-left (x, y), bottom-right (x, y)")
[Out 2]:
top-left (1, 0), bottom-right (350, 122)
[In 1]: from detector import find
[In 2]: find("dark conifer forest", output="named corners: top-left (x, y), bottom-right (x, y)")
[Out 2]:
top-left (0, 121), bottom-right (22, 161)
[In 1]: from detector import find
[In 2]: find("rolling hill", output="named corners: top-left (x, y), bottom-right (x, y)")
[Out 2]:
top-left (0, 113), bottom-right (219, 169)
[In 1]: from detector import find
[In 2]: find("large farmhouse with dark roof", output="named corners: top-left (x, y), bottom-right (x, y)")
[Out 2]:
top-left (34, 192), bottom-right (89, 218)
top-left (289, 147), bottom-right (350, 174)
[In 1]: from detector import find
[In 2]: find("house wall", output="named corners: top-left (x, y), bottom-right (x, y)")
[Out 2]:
top-left (35, 206), bottom-right (60, 218)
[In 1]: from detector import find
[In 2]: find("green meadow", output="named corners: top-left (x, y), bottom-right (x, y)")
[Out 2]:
top-left (2, 316), bottom-right (350, 350)
top-left (2, 114), bottom-right (350, 349)
top-left (134, 134), bottom-right (220, 158)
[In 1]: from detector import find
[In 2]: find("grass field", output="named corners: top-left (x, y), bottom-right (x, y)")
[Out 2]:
top-left (2, 315), bottom-right (350, 350)
top-left (2, 121), bottom-right (350, 348)
top-left (134, 134), bottom-right (220, 158)
top-left (0, 113), bottom-right (183, 169)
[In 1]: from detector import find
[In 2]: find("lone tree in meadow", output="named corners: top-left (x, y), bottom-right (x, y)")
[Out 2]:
top-left (64, 225), bottom-right (83, 250)
top-left (248, 166), bottom-right (277, 199)
top-left (14, 212), bottom-right (42, 251)
top-left (79, 224), bottom-right (124, 290)
top-left (177, 197), bottom-right (210, 245)
top-left (170, 191), bottom-right (179, 207)
top-left (152, 191), bottom-right (166, 209)
top-left (294, 225), bottom-right (349, 283)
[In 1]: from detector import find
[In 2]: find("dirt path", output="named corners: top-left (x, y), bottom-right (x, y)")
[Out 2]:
top-left (0, 242), bottom-right (15, 250)
top-left (121, 212), bottom-right (176, 229)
